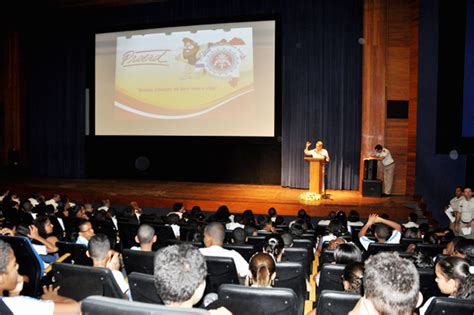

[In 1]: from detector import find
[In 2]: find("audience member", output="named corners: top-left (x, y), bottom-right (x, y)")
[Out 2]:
top-left (226, 214), bottom-right (244, 231)
top-left (0, 240), bottom-right (80, 314)
top-left (358, 214), bottom-right (402, 251)
top-left (419, 256), bottom-right (474, 314)
top-left (263, 234), bottom-right (285, 262)
top-left (75, 220), bottom-right (95, 246)
top-left (349, 252), bottom-right (422, 315)
top-left (131, 224), bottom-right (156, 251)
top-left (403, 212), bottom-right (419, 228)
top-left (268, 207), bottom-right (277, 222)
top-left (200, 222), bottom-right (249, 277)
top-left (231, 227), bottom-right (246, 246)
top-left (246, 252), bottom-right (276, 288)
top-left (343, 262), bottom-right (364, 294)
top-left (281, 232), bottom-right (294, 248)
top-left (334, 243), bottom-right (362, 264)
top-left (347, 210), bottom-right (364, 227)
top-left (87, 234), bottom-right (129, 298)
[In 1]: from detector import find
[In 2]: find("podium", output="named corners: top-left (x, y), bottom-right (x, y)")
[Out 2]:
top-left (304, 157), bottom-right (325, 194)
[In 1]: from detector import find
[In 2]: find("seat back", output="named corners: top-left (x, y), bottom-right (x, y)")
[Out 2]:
top-left (223, 244), bottom-right (255, 262)
top-left (424, 297), bottom-right (474, 315)
top-left (90, 220), bottom-right (117, 245)
top-left (117, 221), bottom-right (139, 249)
top-left (0, 235), bottom-right (43, 297)
top-left (122, 249), bottom-right (155, 275)
top-left (319, 249), bottom-right (335, 268)
top-left (415, 244), bottom-right (445, 257)
top-left (204, 256), bottom-right (239, 294)
top-left (56, 241), bottom-right (92, 266)
top-left (316, 290), bottom-right (361, 315)
top-left (217, 284), bottom-right (298, 315)
top-left (52, 263), bottom-right (124, 301)
top-left (400, 237), bottom-right (423, 248)
top-left (275, 262), bottom-right (306, 315)
top-left (418, 268), bottom-right (442, 300)
top-left (151, 225), bottom-right (177, 248)
top-left (317, 264), bottom-right (346, 302)
top-left (81, 296), bottom-right (210, 315)
top-left (282, 247), bottom-right (310, 276)
top-left (246, 236), bottom-right (266, 251)
top-left (128, 272), bottom-right (163, 305)
top-left (366, 243), bottom-right (405, 257)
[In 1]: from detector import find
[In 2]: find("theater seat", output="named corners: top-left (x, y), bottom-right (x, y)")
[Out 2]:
top-left (366, 243), bottom-right (405, 257)
top-left (122, 249), bottom-right (154, 275)
top-left (52, 263), bottom-right (124, 301)
top-left (0, 235), bottom-right (43, 298)
top-left (81, 296), bottom-right (210, 315)
top-left (415, 244), bottom-right (445, 257)
top-left (275, 261), bottom-right (306, 315)
top-left (223, 244), bottom-right (255, 262)
top-left (282, 247), bottom-right (311, 276)
top-left (424, 297), bottom-right (474, 315)
top-left (246, 236), bottom-right (266, 251)
top-left (316, 290), bottom-right (361, 315)
top-left (418, 268), bottom-right (442, 300)
top-left (317, 264), bottom-right (346, 303)
top-left (128, 272), bottom-right (163, 304)
top-left (56, 241), bottom-right (92, 266)
top-left (319, 249), bottom-right (336, 269)
top-left (204, 256), bottom-right (239, 294)
top-left (216, 284), bottom-right (298, 315)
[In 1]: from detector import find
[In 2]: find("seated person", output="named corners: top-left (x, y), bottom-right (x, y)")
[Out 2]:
top-left (154, 244), bottom-right (230, 314)
top-left (317, 211), bottom-right (337, 227)
top-left (419, 256), bottom-right (474, 315)
top-left (200, 222), bottom-right (249, 277)
top-left (403, 212), bottom-right (419, 229)
top-left (0, 240), bottom-right (80, 314)
top-left (226, 214), bottom-right (245, 231)
top-left (334, 243), bottom-right (362, 264)
top-left (348, 210), bottom-right (364, 227)
top-left (245, 252), bottom-right (276, 288)
top-left (281, 232), bottom-right (294, 248)
top-left (268, 208), bottom-right (277, 222)
top-left (343, 262), bottom-right (364, 294)
top-left (263, 234), bottom-right (285, 262)
top-left (244, 225), bottom-right (258, 237)
top-left (168, 202), bottom-right (186, 219)
top-left (349, 252), bottom-right (423, 315)
top-left (258, 217), bottom-right (275, 234)
top-left (75, 220), bottom-right (94, 246)
top-left (358, 214), bottom-right (402, 251)
top-left (316, 219), bottom-right (346, 254)
top-left (164, 213), bottom-right (180, 239)
top-left (87, 234), bottom-right (129, 298)
top-left (452, 237), bottom-right (474, 266)
top-left (131, 224), bottom-right (156, 252)
top-left (32, 216), bottom-right (59, 263)
top-left (231, 227), bottom-right (247, 246)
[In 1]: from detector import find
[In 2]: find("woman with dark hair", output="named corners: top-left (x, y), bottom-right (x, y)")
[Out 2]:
top-left (32, 216), bottom-right (59, 263)
top-left (246, 252), bottom-right (276, 288)
top-left (419, 256), bottom-right (474, 314)
top-left (334, 243), bottom-right (362, 264)
top-left (263, 234), bottom-right (285, 262)
top-left (241, 210), bottom-right (256, 226)
top-left (343, 262), bottom-right (364, 294)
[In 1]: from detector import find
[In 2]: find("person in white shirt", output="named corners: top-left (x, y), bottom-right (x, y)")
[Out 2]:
top-left (305, 140), bottom-right (330, 194)
top-left (97, 199), bottom-right (111, 212)
top-left (450, 186), bottom-right (465, 211)
top-left (75, 221), bottom-right (95, 246)
top-left (45, 194), bottom-right (61, 210)
top-left (87, 234), bottom-right (130, 298)
top-left (456, 187), bottom-right (474, 239)
top-left (358, 214), bottom-right (402, 251)
top-left (370, 144), bottom-right (395, 196)
top-left (199, 222), bottom-right (249, 278)
top-left (403, 212), bottom-right (419, 229)
top-left (131, 224), bottom-right (157, 252)
top-left (0, 240), bottom-right (79, 315)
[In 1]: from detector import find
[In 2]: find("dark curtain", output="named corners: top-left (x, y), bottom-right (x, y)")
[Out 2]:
top-left (21, 0), bottom-right (362, 188)
top-left (281, 0), bottom-right (362, 189)
top-left (24, 32), bottom-right (87, 177)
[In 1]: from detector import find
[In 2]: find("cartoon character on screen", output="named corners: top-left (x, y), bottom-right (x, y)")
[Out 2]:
top-left (177, 37), bottom-right (205, 79)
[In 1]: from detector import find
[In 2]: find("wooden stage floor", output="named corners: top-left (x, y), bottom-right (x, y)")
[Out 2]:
top-left (2, 178), bottom-right (418, 219)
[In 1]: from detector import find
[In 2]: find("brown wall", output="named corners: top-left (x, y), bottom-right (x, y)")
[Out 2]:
top-left (361, 0), bottom-right (418, 195)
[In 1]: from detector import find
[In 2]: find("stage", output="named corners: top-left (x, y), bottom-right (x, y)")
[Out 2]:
top-left (1, 178), bottom-right (418, 219)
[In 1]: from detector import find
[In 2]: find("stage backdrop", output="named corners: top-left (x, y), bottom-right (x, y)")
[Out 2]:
top-left (23, 0), bottom-right (362, 189)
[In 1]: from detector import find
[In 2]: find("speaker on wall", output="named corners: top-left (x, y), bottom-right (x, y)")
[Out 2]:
top-left (362, 180), bottom-right (382, 197)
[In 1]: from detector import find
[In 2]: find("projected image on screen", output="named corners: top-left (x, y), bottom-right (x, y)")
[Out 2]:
top-left (96, 21), bottom-right (275, 136)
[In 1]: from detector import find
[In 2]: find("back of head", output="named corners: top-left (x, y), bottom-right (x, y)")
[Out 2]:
top-left (268, 207), bottom-right (277, 217)
top-left (297, 209), bottom-right (307, 218)
top-left (204, 222), bottom-right (225, 245)
top-left (343, 262), bottom-right (364, 294)
top-left (249, 252), bottom-right (276, 287)
top-left (454, 238), bottom-right (474, 265)
top-left (242, 210), bottom-right (255, 226)
top-left (232, 227), bottom-right (246, 245)
top-left (88, 234), bottom-right (111, 261)
top-left (409, 212), bottom-right (418, 223)
top-left (336, 211), bottom-right (348, 227)
top-left (0, 240), bottom-right (12, 273)
top-left (215, 205), bottom-right (230, 222)
top-left (173, 202), bottom-right (184, 212)
top-left (364, 252), bottom-right (419, 315)
top-left (327, 219), bottom-right (343, 236)
top-left (374, 144), bottom-right (383, 151)
top-left (334, 243), bottom-right (362, 264)
top-left (244, 224), bottom-right (257, 237)
top-left (137, 224), bottom-right (155, 244)
top-left (289, 221), bottom-right (304, 238)
top-left (154, 244), bottom-right (207, 305)
top-left (348, 210), bottom-right (360, 223)
top-left (275, 216), bottom-right (285, 226)
top-left (281, 232), bottom-right (294, 248)
top-left (374, 224), bottom-right (390, 241)
top-left (166, 213), bottom-right (180, 225)
top-left (263, 234), bottom-right (284, 260)
top-left (436, 256), bottom-right (474, 299)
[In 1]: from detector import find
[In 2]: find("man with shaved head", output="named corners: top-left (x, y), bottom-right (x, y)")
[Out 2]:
top-left (131, 224), bottom-right (157, 252)
top-left (199, 222), bottom-right (249, 277)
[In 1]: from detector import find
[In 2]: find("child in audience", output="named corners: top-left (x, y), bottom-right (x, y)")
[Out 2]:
top-left (268, 207), bottom-right (277, 222)
top-left (419, 256), bottom-right (474, 314)
top-left (0, 240), bottom-right (80, 314)
top-left (347, 210), bottom-right (364, 227)
top-left (263, 234), bottom-right (285, 262)
top-left (343, 262), bottom-right (364, 294)
top-left (75, 220), bottom-right (94, 246)
top-left (349, 252), bottom-right (422, 315)
top-left (316, 219), bottom-right (346, 254)
top-left (131, 224), bottom-right (157, 251)
top-left (246, 252), bottom-right (276, 288)
top-left (231, 227), bottom-right (246, 246)
top-left (334, 243), bottom-right (362, 264)
top-left (358, 214), bottom-right (402, 251)
top-left (32, 216), bottom-right (59, 263)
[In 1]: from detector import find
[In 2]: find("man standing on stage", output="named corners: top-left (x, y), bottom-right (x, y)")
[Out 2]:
top-left (370, 144), bottom-right (395, 197)
top-left (305, 140), bottom-right (330, 194)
